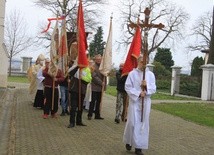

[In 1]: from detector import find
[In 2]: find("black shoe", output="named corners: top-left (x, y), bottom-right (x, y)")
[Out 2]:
top-left (125, 144), bottom-right (132, 151)
top-left (95, 117), bottom-right (104, 120)
top-left (135, 148), bottom-right (143, 155)
top-left (65, 110), bottom-right (70, 115)
top-left (115, 119), bottom-right (120, 124)
top-left (60, 112), bottom-right (66, 116)
top-left (76, 122), bottom-right (87, 126)
top-left (67, 123), bottom-right (75, 128)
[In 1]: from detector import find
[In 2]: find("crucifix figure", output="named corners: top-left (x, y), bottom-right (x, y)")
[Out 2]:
top-left (129, 7), bottom-right (164, 59)
top-left (128, 7), bottom-right (164, 122)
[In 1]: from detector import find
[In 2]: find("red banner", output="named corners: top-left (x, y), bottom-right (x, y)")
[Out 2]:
top-left (122, 26), bottom-right (141, 76)
top-left (77, 0), bottom-right (88, 68)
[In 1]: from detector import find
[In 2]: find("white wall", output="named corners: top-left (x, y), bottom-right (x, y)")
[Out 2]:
top-left (0, 0), bottom-right (8, 87)
top-left (201, 64), bottom-right (214, 101)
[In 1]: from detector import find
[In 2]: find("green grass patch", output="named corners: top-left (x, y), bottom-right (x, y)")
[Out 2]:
top-left (106, 85), bottom-right (117, 96)
top-left (152, 92), bottom-right (198, 100)
top-left (106, 86), bottom-right (214, 127)
top-left (152, 103), bottom-right (214, 127)
top-left (8, 76), bottom-right (29, 83)
top-left (106, 86), bottom-right (197, 100)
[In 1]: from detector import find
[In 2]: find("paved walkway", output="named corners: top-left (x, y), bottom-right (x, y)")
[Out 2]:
top-left (0, 82), bottom-right (214, 155)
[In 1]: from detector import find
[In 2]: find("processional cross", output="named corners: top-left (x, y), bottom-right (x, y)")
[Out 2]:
top-left (128, 7), bottom-right (164, 122)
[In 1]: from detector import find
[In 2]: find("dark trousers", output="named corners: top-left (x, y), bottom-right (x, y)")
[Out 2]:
top-left (43, 87), bottom-right (59, 115)
top-left (33, 90), bottom-right (44, 108)
top-left (69, 91), bottom-right (85, 125)
top-left (88, 91), bottom-right (102, 118)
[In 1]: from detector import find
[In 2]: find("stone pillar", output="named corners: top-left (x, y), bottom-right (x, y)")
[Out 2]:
top-left (22, 57), bottom-right (33, 73)
top-left (146, 64), bottom-right (154, 72)
top-left (201, 64), bottom-right (214, 101)
top-left (0, 0), bottom-right (8, 88)
top-left (171, 66), bottom-right (182, 96)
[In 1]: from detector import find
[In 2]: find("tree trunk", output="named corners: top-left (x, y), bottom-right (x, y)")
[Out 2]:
top-left (208, 7), bottom-right (214, 64)
top-left (9, 57), bottom-right (12, 76)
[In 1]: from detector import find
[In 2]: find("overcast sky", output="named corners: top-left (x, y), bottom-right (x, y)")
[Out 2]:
top-left (5, 0), bottom-right (213, 71)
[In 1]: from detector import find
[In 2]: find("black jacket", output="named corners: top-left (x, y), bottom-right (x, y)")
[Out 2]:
top-left (69, 66), bottom-right (88, 94)
top-left (116, 69), bottom-right (127, 92)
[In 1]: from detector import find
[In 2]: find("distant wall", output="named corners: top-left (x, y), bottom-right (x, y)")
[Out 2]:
top-left (8, 59), bottom-right (35, 76)
top-left (0, 0), bottom-right (8, 87)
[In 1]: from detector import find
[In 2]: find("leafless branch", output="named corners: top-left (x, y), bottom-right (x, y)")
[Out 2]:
top-left (4, 9), bottom-right (35, 75)
top-left (117, 0), bottom-right (189, 57)
top-left (187, 11), bottom-right (212, 52)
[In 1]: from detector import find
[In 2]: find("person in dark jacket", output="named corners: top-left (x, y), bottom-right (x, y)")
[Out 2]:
top-left (67, 64), bottom-right (92, 128)
top-left (115, 63), bottom-right (128, 123)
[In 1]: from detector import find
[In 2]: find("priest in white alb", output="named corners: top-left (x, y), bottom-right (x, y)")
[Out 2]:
top-left (123, 55), bottom-right (156, 155)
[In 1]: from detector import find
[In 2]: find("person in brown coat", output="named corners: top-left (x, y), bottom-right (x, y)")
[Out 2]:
top-left (87, 54), bottom-right (106, 120)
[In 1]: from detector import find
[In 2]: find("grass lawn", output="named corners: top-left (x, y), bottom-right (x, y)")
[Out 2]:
top-left (152, 103), bottom-right (214, 127)
top-left (106, 85), bottom-right (197, 100)
top-left (106, 85), bottom-right (214, 128)
top-left (106, 85), bottom-right (117, 96)
top-left (8, 76), bottom-right (29, 83)
top-left (152, 92), bottom-right (199, 100)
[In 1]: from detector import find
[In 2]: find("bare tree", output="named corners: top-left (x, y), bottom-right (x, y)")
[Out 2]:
top-left (34, 0), bottom-right (106, 49)
top-left (116, 0), bottom-right (189, 57)
top-left (4, 10), bottom-right (33, 76)
top-left (35, 0), bottom-right (106, 32)
top-left (187, 11), bottom-right (212, 52)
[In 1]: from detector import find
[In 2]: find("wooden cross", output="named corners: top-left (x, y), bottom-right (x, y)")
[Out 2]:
top-left (129, 7), bottom-right (164, 56)
top-left (128, 7), bottom-right (165, 122)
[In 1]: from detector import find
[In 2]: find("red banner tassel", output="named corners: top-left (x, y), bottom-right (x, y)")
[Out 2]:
top-left (41, 21), bottom-right (52, 33)
top-left (41, 16), bottom-right (66, 33)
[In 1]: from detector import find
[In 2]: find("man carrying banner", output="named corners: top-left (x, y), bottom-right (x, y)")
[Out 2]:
top-left (42, 59), bottom-right (64, 119)
top-left (67, 63), bottom-right (92, 128)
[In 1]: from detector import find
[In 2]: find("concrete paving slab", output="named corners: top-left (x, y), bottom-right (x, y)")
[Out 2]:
top-left (0, 82), bottom-right (213, 155)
